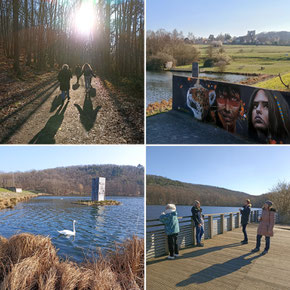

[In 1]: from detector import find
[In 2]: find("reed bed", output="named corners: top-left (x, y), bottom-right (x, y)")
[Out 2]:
top-left (0, 233), bottom-right (144, 290)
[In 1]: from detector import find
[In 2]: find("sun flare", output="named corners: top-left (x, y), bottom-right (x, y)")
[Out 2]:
top-left (74, 1), bottom-right (96, 36)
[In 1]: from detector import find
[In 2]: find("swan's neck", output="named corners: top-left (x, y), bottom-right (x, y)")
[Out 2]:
top-left (73, 222), bottom-right (76, 233)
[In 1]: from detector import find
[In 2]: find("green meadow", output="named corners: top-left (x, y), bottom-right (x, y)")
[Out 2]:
top-left (177, 44), bottom-right (290, 75)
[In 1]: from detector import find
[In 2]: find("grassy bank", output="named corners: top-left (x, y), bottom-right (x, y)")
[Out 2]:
top-left (0, 188), bottom-right (39, 210)
top-left (177, 44), bottom-right (290, 75)
top-left (0, 233), bottom-right (144, 289)
top-left (255, 72), bottom-right (290, 91)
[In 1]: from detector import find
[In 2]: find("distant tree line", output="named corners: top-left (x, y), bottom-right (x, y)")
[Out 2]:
top-left (146, 29), bottom-right (199, 71)
top-left (146, 175), bottom-right (268, 208)
top-left (0, 164), bottom-right (144, 196)
top-left (0, 0), bottom-right (143, 78)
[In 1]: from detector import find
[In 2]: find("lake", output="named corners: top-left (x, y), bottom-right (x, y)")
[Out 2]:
top-left (146, 71), bottom-right (249, 106)
top-left (147, 205), bottom-right (260, 220)
top-left (0, 195), bottom-right (144, 262)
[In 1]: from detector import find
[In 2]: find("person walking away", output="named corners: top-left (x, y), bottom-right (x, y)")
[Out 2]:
top-left (75, 64), bottom-right (82, 84)
top-left (191, 200), bottom-right (204, 247)
top-left (252, 200), bottom-right (276, 255)
top-left (240, 199), bottom-right (251, 244)
top-left (81, 63), bottom-right (96, 93)
top-left (57, 64), bottom-right (72, 103)
top-left (160, 204), bottom-right (180, 260)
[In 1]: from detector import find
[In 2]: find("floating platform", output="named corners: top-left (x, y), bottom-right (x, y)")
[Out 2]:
top-left (72, 200), bottom-right (121, 206)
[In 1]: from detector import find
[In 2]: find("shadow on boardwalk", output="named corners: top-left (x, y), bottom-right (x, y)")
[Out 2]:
top-left (176, 252), bottom-right (262, 287)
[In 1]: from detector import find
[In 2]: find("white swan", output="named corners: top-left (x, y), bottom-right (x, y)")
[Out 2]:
top-left (58, 220), bottom-right (76, 236)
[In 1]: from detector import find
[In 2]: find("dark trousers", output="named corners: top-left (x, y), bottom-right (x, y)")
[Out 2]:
top-left (242, 223), bottom-right (248, 241)
top-left (167, 233), bottom-right (179, 257)
top-left (256, 234), bottom-right (270, 251)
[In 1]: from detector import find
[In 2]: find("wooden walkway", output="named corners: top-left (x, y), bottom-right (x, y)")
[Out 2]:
top-left (146, 224), bottom-right (290, 290)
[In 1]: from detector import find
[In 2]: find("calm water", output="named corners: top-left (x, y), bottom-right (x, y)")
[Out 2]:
top-left (0, 196), bottom-right (144, 262)
top-left (147, 205), bottom-right (260, 220)
top-left (146, 71), bottom-right (249, 105)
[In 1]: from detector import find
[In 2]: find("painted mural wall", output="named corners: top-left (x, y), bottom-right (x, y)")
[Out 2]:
top-left (173, 76), bottom-right (290, 144)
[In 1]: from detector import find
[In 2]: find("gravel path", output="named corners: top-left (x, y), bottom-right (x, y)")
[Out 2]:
top-left (5, 76), bottom-right (143, 144)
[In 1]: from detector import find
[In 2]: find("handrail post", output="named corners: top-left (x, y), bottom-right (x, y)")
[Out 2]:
top-left (229, 213), bottom-right (233, 231)
top-left (191, 219), bottom-right (196, 246)
top-left (237, 212), bottom-right (240, 227)
top-left (220, 214), bottom-right (224, 234)
top-left (250, 211), bottom-right (253, 223)
top-left (209, 215), bottom-right (213, 238)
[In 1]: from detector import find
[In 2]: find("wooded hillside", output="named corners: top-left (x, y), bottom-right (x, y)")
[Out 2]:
top-left (0, 165), bottom-right (144, 196)
top-left (147, 175), bottom-right (267, 207)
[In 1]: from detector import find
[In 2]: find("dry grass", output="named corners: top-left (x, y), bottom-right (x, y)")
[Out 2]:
top-left (0, 233), bottom-right (144, 290)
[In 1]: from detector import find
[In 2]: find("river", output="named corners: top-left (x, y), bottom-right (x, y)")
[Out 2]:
top-left (146, 71), bottom-right (249, 106)
top-left (0, 195), bottom-right (144, 262)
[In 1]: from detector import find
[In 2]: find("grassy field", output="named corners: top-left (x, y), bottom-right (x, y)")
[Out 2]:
top-left (255, 72), bottom-right (290, 90)
top-left (177, 44), bottom-right (290, 75)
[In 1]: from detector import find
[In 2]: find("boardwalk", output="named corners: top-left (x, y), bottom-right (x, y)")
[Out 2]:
top-left (147, 224), bottom-right (290, 290)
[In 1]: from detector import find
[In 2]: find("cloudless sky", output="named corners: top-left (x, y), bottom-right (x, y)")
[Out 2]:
top-left (147, 146), bottom-right (290, 196)
top-left (147, 0), bottom-right (290, 37)
top-left (0, 146), bottom-right (145, 172)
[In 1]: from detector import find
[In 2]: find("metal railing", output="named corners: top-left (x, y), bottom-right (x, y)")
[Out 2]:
top-left (146, 210), bottom-right (261, 260)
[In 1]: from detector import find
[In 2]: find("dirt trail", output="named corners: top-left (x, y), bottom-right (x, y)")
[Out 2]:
top-left (5, 76), bottom-right (143, 144)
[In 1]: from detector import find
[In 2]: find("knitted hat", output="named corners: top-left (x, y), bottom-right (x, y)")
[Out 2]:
top-left (265, 200), bottom-right (273, 207)
top-left (166, 204), bottom-right (176, 211)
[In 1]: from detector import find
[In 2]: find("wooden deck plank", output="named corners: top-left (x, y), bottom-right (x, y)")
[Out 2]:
top-left (147, 224), bottom-right (290, 290)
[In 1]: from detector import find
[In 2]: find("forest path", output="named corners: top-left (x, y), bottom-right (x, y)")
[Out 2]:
top-left (5, 76), bottom-right (143, 144)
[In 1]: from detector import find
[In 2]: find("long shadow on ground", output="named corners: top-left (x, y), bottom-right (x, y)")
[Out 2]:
top-left (74, 95), bottom-right (101, 131)
top-left (29, 101), bottom-right (69, 144)
top-left (176, 251), bottom-right (263, 287)
top-left (50, 94), bottom-right (63, 112)
top-left (147, 242), bottom-right (241, 266)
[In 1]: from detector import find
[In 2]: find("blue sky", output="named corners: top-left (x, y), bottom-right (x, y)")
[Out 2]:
top-left (146, 0), bottom-right (290, 37)
top-left (147, 146), bottom-right (290, 196)
top-left (0, 146), bottom-right (145, 172)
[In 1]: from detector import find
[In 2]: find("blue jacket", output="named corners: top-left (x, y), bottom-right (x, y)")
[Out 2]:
top-left (159, 211), bottom-right (180, 235)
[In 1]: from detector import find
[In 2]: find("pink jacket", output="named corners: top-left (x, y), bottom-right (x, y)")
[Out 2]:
top-left (257, 209), bottom-right (275, 237)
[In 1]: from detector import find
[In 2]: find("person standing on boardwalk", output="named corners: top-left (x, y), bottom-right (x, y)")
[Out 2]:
top-left (57, 64), bottom-right (72, 103)
top-left (75, 64), bottom-right (82, 84)
top-left (81, 63), bottom-right (96, 93)
top-left (252, 200), bottom-right (276, 255)
top-left (240, 199), bottom-right (251, 244)
top-left (191, 200), bottom-right (204, 247)
top-left (159, 204), bottom-right (180, 260)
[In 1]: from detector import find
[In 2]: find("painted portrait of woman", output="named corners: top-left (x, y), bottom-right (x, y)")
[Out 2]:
top-left (247, 89), bottom-right (290, 143)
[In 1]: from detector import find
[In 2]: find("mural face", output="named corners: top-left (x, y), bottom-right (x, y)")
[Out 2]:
top-left (251, 90), bottom-right (269, 132)
top-left (173, 76), bottom-right (290, 144)
top-left (186, 80), bottom-right (216, 120)
top-left (216, 87), bottom-right (241, 133)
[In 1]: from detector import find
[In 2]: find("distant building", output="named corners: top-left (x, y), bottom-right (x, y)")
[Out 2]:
top-left (6, 187), bottom-right (22, 193)
top-left (92, 177), bottom-right (106, 201)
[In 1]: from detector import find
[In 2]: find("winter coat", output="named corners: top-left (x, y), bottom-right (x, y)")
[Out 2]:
top-left (159, 210), bottom-right (180, 235)
top-left (191, 206), bottom-right (203, 227)
top-left (240, 205), bottom-right (251, 225)
top-left (58, 69), bottom-right (72, 91)
top-left (257, 208), bottom-right (276, 237)
top-left (75, 66), bottom-right (82, 76)
top-left (82, 68), bottom-right (96, 78)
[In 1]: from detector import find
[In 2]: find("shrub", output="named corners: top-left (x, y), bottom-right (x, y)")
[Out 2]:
top-left (146, 52), bottom-right (176, 71)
